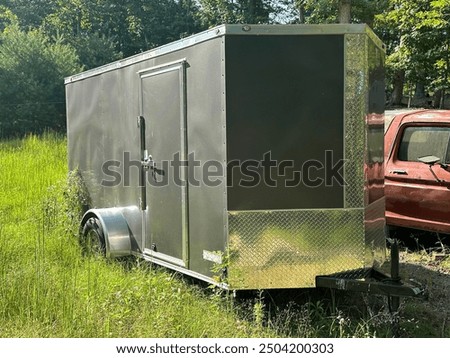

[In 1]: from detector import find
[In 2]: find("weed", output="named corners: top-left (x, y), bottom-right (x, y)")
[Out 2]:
top-left (253, 291), bottom-right (266, 329)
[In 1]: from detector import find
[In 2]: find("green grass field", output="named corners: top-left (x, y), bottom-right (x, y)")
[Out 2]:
top-left (0, 134), bottom-right (447, 338)
top-left (0, 134), bottom-right (272, 337)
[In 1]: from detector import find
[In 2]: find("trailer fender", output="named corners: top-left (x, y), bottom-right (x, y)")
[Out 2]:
top-left (80, 207), bottom-right (137, 258)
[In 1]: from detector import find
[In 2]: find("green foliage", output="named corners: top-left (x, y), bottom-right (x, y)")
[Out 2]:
top-left (198, 0), bottom-right (274, 27)
top-left (0, 4), bottom-right (18, 31)
top-left (198, 0), bottom-right (240, 26)
top-left (0, 23), bottom-right (81, 137)
top-left (68, 32), bottom-right (122, 70)
top-left (43, 0), bottom-right (202, 59)
top-left (1, 0), bottom-right (449, 134)
top-left (120, 0), bottom-right (202, 54)
top-left (1, 0), bottom-right (56, 29)
top-left (279, 0), bottom-right (388, 25)
top-left (302, 0), bottom-right (340, 24)
top-left (375, 0), bottom-right (450, 97)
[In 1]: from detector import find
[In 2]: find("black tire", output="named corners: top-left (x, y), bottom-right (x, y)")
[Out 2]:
top-left (81, 217), bottom-right (106, 256)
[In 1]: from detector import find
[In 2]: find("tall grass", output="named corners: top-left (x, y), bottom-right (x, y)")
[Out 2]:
top-left (0, 134), bottom-right (266, 337)
top-left (0, 134), bottom-right (424, 338)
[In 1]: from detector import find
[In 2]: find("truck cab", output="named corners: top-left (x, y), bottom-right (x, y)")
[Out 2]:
top-left (385, 110), bottom-right (450, 234)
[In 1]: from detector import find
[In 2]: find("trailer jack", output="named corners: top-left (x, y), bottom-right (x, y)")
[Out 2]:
top-left (315, 239), bottom-right (426, 309)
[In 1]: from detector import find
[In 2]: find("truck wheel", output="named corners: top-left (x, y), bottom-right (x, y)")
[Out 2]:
top-left (81, 217), bottom-right (106, 256)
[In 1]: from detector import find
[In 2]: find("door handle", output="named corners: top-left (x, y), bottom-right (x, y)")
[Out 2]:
top-left (142, 150), bottom-right (154, 171)
top-left (391, 169), bottom-right (408, 175)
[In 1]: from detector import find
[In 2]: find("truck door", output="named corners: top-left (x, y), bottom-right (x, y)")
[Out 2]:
top-left (385, 123), bottom-right (450, 232)
top-left (138, 60), bottom-right (188, 268)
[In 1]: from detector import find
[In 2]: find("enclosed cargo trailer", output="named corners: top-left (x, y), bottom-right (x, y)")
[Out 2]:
top-left (66, 24), bottom-right (420, 297)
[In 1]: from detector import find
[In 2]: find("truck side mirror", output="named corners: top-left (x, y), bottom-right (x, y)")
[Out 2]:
top-left (418, 155), bottom-right (441, 165)
top-left (418, 155), bottom-right (449, 170)
top-left (418, 155), bottom-right (448, 182)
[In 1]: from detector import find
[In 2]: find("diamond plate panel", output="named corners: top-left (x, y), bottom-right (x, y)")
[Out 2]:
top-left (344, 34), bottom-right (367, 209)
top-left (227, 209), bottom-right (365, 289)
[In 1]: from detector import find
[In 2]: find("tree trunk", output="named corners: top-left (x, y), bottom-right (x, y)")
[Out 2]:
top-left (440, 90), bottom-right (446, 109)
top-left (390, 69), bottom-right (405, 106)
top-left (414, 82), bottom-right (426, 99)
top-left (249, 0), bottom-right (256, 23)
top-left (434, 89), bottom-right (442, 109)
top-left (339, 0), bottom-right (351, 23)
top-left (298, 3), bottom-right (306, 24)
top-left (413, 82), bottom-right (429, 107)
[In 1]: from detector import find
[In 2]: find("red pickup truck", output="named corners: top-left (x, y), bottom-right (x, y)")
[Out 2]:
top-left (385, 110), bottom-right (450, 234)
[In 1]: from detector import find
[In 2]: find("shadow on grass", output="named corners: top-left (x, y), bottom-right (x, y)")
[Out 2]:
top-left (397, 261), bottom-right (449, 338)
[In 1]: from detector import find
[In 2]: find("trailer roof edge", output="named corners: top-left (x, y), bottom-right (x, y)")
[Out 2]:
top-left (64, 24), bottom-right (382, 84)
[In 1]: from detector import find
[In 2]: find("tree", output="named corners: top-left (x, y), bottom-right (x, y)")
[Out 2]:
top-left (238, 0), bottom-right (273, 23)
top-left (280, 0), bottom-right (388, 25)
top-left (375, 0), bottom-right (450, 107)
top-left (0, 23), bottom-right (82, 136)
top-left (41, 0), bottom-right (123, 66)
top-left (339, 0), bottom-right (351, 23)
top-left (42, 0), bottom-right (202, 60)
top-left (198, 0), bottom-right (274, 27)
top-left (0, 3), bottom-right (17, 31)
top-left (0, 0), bottom-right (56, 29)
top-left (122, 0), bottom-right (202, 54)
top-left (0, 1), bottom-right (204, 136)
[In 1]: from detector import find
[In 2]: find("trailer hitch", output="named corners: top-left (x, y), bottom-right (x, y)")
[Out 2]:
top-left (315, 239), bottom-right (426, 305)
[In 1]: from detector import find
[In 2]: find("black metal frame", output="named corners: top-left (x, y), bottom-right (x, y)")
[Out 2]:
top-left (315, 239), bottom-right (425, 308)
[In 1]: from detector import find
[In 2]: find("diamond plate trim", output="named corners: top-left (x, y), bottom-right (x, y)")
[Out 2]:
top-left (227, 209), bottom-right (365, 289)
top-left (344, 34), bottom-right (367, 208)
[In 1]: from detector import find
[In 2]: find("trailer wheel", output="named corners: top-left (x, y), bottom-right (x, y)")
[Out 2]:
top-left (81, 217), bottom-right (106, 256)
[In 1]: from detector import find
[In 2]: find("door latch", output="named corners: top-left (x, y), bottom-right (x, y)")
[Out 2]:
top-left (142, 150), bottom-right (154, 171)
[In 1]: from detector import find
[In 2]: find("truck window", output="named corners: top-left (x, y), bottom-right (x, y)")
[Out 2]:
top-left (398, 126), bottom-right (450, 163)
